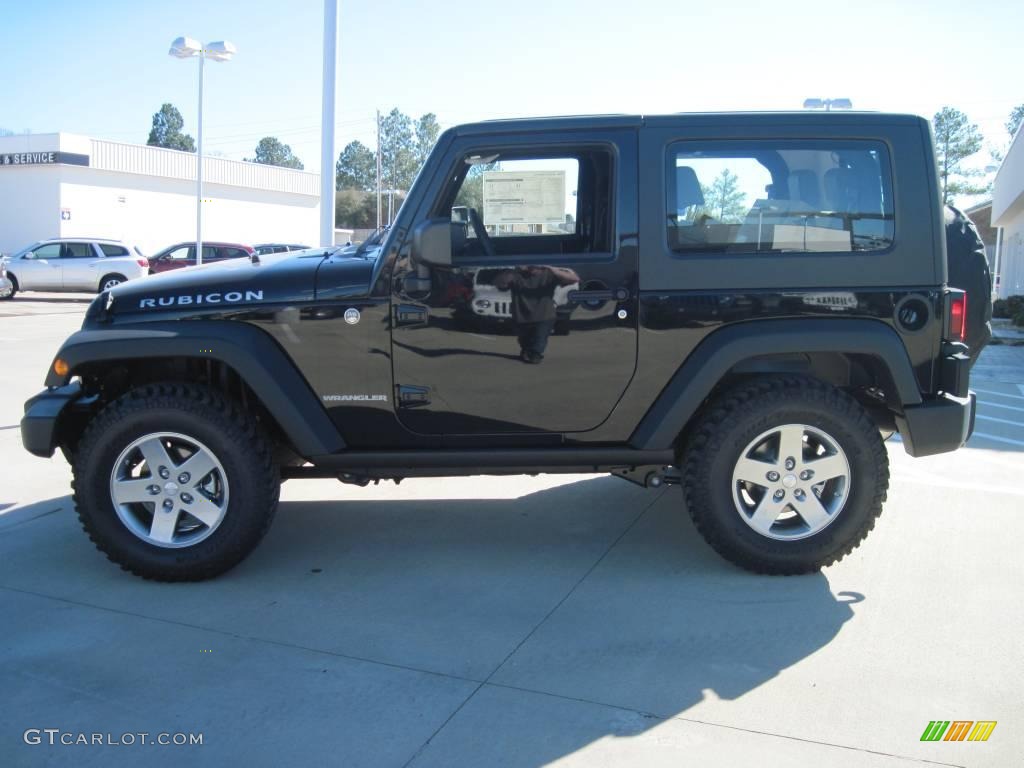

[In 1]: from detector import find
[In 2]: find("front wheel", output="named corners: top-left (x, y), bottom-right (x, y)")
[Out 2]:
top-left (682, 376), bottom-right (888, 574)
top-left (72, 383), bottom-right (280, 581)
top-left (1, 274), bottom-right (17, 299)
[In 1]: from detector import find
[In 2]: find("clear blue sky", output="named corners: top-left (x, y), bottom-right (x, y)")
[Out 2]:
top-left (0, 0), bottom-right (1020, 174)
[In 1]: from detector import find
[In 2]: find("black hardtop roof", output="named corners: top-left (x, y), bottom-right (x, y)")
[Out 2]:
top-left (452, 111), bottom-right (927, 136)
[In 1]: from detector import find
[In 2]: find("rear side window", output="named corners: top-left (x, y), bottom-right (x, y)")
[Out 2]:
top-left (99, 244), bottom-right (129, 257)
top-left (666, 140), bottom-right (894, 255)
top-left (222, 247), bottom-right (249, 259)
top-left (63, 242), bottom-right (94, 258)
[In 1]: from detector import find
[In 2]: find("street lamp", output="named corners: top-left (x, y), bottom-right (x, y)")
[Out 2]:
top-left (169, 36), bottom-right (237, 266)
top-left (803, 98), bottom-right (853, 112)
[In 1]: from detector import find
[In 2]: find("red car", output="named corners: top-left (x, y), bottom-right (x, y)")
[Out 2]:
top-left (148, 242), bottom-right (254, 274)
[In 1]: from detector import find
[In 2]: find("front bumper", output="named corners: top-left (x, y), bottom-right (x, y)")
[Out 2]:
top-left (895, 391), bottom-right (976, 458)
top-left (21, 383), bottom-right (85, 458)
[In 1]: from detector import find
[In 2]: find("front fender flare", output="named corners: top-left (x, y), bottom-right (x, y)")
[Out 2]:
top-left (45, 321), bottom-right (345, 457)
top-left (630, 318), bottom-right (922, 450)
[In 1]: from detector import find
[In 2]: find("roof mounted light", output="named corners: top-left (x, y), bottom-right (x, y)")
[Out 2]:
top-left (803, 98), bottom-right (853, 111)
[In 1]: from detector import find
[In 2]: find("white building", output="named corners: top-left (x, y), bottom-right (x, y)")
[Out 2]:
top-left (0, 133), bottom-right (320, 257)
top-left (992, 124), bottom-right (1024, 298)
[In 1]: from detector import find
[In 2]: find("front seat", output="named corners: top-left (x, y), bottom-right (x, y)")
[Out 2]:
top-left (667, 166), bottom-right (707, 249)
top-left (671, 166), bottom-right (705, 220)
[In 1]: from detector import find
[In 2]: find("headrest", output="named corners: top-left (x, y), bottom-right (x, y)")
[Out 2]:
top-left (674, 166), bottom-right (705, 209)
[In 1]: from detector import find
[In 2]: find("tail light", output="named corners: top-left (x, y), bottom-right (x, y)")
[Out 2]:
top-left (137, 258), bottom-right (149, 268)
top-left (947, 291), bottom-right (967, 343)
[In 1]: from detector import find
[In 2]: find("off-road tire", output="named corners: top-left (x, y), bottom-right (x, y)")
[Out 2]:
top-left (682, 375), bottom-right (888, 574)
top-left (72, 382), bottom-right (280, 581)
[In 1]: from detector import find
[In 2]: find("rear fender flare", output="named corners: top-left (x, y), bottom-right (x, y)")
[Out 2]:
top-left (630, 318), bottom-right (922, 450)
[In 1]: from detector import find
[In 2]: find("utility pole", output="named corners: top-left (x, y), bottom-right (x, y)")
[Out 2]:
top-left (376, 109), bottom-right (382, 230)
top-left (319, 0), bottom-right (338, 247)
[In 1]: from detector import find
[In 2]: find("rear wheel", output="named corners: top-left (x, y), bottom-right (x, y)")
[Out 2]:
top-left (72, 383), bottom-right (280, 581)
top-left (682, 376), bottom-right (888, 574)
top-left (99, 273), bottom-right (127, 292)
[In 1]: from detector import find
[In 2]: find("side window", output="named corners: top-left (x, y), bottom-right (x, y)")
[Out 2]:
top-left (164, 246), bottom-right (190, 260)
top-left (222, 247), bottom-right (248, 259)
top-left (31, 244), bottom-right (62, 259)
top-left (665, 141), bottom-right (894, 255)
top-left (99, 244), bottom-right (129, 257)
top-left (63, 242), bottom-right (95, 258)
top-left (194, 245), bottom-right (216, 261)
top-left (443, 147), bottom-right (612, 260)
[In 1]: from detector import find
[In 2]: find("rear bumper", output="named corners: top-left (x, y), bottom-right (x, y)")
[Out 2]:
top-left (895, 391), bottom-right (976, 458)
top-left (21, 383), bottom-right (84, 458)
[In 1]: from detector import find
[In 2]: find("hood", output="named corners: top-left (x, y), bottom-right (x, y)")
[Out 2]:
top-left (98, 248), bottom-right (376, 323)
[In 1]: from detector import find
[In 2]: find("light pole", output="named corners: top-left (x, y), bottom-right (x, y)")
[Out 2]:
top-left (321, 0), bottom-right (338, 247)
top-left (169, 37), bottom-right (236, 266)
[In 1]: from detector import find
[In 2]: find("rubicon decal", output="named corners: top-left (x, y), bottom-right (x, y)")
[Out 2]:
top-left (138, 290), bottom-right (264, 309)
top-left (920, 720), bottom-right (997, 742)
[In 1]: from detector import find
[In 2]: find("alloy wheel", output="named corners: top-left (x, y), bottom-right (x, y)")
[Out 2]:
top-left (730, 423), bottom-right (850, 541)
top-left (109, 432), bottom-right (229, 548)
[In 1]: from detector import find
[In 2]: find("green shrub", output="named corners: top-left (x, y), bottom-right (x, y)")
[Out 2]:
top-left (1014, 311), bottom-right (1024, 328)
top-left (994, 299), bottom-right (1009, 318)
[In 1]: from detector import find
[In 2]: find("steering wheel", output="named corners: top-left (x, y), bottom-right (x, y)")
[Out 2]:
top-left (467, 207), bottom-right (496, 258)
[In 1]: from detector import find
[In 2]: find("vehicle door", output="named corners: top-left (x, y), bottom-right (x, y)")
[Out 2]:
top-left (151, 245), bottom-right (190, 272)
top-left (17, 243), bottom-right (63, 289)
top-left (389, 127), bottom-right (639, 436)
top-left (59, 241), bottom-right (100, 290)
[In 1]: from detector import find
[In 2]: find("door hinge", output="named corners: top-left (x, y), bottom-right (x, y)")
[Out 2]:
top-left (397, 384), bottom-right (430, 408)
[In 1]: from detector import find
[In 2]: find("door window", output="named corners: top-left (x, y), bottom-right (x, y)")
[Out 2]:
top-left (31, 244), bottom-right (62, 259)
top-left (163, 246), bottom-right (190, 261)
top-left (442, 147), bottom-right (613, 261)
top-left (62, 242), bottom-right (94, 258)
top-left (99, 244), bottom-right (130, 257)
top-left (188, 246), bottom-right (217, 261)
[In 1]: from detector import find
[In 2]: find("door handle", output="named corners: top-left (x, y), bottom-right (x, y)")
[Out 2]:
top-left (568, 287), bottom-right (629, 303)
top-left (397, 384), bottom-right (430, 407)
top-left (395, 303), bottom-right (428, 325)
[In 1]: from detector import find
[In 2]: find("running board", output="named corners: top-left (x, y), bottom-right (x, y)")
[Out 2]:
top-left (285, 447), bottom-right (676, 478)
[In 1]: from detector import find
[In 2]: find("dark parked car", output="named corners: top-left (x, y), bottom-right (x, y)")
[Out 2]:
top-left (253, 243), bottom-right (311, 255)
top-left (23, 112), bottom-right (983, 581)
top-left (148, 242), bottom-right (254, 274)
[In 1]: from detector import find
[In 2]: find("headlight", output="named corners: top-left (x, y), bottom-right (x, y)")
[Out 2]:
top-left (474, 299), bottom-right (491, 309)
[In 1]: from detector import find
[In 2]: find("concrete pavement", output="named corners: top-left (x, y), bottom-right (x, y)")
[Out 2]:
top-left (1, 302), bottom-right (1021, 767)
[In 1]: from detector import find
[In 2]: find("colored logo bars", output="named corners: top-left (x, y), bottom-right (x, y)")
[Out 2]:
top-left (920, 721), bottom-right (997, 742)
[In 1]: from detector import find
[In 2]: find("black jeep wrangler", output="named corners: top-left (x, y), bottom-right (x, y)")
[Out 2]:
top-left (22, 112), bottom-right (979, 581)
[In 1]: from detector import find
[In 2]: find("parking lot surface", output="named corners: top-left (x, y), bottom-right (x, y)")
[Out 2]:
top-left (1, 301), bottom-right (1021, 767)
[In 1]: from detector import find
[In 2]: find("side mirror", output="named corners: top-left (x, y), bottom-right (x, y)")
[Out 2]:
top-left (411, 218), bottom-right (453, 267)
